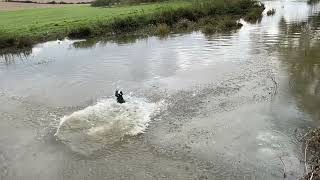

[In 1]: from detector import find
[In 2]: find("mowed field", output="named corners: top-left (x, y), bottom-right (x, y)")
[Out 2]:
top-left (0, 1), bottom-right (189, 38)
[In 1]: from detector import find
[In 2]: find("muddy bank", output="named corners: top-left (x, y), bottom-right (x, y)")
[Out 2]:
top-left (304, 128), bottom-right (320, 180)
top-left (0, 1), bottom-right (75, 11)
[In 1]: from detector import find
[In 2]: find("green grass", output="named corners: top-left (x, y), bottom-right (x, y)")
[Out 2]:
top-left (0, 2), bottom-right (188, 38)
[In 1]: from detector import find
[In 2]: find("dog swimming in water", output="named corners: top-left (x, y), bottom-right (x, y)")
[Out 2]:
top-left (115, 90), bottom-right (125, 104)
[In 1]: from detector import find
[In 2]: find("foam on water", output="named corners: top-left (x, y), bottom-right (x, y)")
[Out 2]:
top-left (54, 96), bottom-right (161, 154)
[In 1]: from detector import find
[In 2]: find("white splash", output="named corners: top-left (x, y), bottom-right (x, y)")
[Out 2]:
top-left (55, 96), bottom-right (161, 154)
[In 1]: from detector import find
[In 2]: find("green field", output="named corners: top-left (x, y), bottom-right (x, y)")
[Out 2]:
top-left (0, 2), bottom-right (189, 38)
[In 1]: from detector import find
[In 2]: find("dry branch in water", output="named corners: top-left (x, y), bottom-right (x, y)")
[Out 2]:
top-left (303, 128), bottom-right (320, 180)
top-left (279, 157), bottom-right (287, 178)
top-left (310, 172), bottom-right (314, 180)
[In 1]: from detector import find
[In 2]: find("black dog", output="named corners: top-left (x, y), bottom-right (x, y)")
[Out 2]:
top-left (115, 90), bottom-right (125, 104)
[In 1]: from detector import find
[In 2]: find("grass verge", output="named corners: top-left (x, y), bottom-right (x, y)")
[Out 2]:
top-left (0, 0), bottom-right (264, 51)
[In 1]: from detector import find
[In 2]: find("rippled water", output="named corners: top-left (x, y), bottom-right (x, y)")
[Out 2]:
top-left (1, 0), bottom-right (320, 179)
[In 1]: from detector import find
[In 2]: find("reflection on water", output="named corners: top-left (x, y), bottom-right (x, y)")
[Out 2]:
top-left (1, 0), bottom-right (320, 180)
top-left (278, 14), bottom-right (320, 122)
top-left (0, 50), bottom-right (32, 65)
top-left (72, 35), bottom-right (148, 49)
top-left (308, 0), bottom-right (320, 5)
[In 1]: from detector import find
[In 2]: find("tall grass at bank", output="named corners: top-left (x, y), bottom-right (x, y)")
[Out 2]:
top-left (88, 0), bottom-right (264, 35)
top-left (0, 0), bottom-right (264, 50)
top-left (201, 16), bottom-right (243, 35)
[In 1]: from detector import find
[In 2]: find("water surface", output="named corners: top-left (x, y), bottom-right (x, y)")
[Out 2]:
top-left (1, 0), bottom-right (320, 179)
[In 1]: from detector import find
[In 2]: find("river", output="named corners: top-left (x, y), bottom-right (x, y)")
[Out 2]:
top-left (1, 0), bottom-right (320, 179)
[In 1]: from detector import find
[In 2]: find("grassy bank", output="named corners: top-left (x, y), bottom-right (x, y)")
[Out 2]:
top-left (0, 0), bottom-right (264, 51)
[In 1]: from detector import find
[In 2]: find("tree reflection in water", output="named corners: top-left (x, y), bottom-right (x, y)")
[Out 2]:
top-left (278, 13), bottom-right (320, 121)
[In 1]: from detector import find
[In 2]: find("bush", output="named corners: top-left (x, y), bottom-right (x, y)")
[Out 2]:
top-left (47, 1), bottom-right (57, 4)
top-left (110, 16), bottom-right (146, 33)
top-left (266, 8), bottom-right (276, 16)
top-left (175, 19), bottom-right (193, 30)
top-left (202, 24), bottom-right (216, 35)
top-left (0, 37), bottom-right (15, 49)
top-left (201, 17), bottom-right (242, 35)
top-left (217, 17), bottom-right (242, 30)
top-left (68, 26), bottom-right (92, 38)
top-left (91, 0), bottom-right (117, 7)
top-left (156, 23), bottom-right (170, 36)
top-left (0, 35), bottom-right (34, 49)
top-left (17, 37), bottom-right (34, 48)
top-left (244, 7), bottom-right (263, 23)
top-left (0, 30), bottom-right (16, 49)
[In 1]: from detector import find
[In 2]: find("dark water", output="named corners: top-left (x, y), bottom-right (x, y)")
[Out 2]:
top-left (1, 0), bottom-right (320, 179)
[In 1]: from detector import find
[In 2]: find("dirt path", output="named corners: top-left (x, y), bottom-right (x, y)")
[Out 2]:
top-left (0, 2), bottom-right (85, 11)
